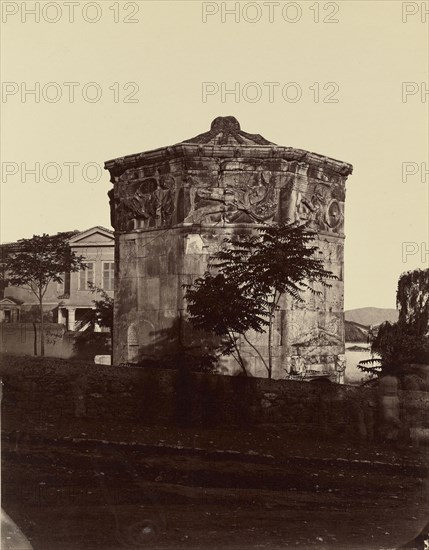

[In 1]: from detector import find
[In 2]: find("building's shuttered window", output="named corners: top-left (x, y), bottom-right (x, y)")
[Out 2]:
top-left (79, 262), bottom-right (94, 290)
top-left (103, 262), bottom-right (114, 291)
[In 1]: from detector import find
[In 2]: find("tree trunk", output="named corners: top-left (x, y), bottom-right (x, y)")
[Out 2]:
top-left (229, 331), bottom-right (248, 376)
top-left (32, 322), bottom-right (37, 356)
top-left (267, 294), bottom-right (281, 380)
top-left (110, 327), bottom-right (113, 364)
top-left (242, 333), bottom-right (269, 375)
top-left (39, 296), bottom-right (45, 357)
top-left (267, 314), bottom-right (273, 379)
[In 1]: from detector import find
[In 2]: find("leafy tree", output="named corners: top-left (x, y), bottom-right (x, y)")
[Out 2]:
top-left (185, 273), bottom-right (268, 376)
top-left (3, 233), bottom-right (86, 356)
top-left (185, 223), bottom-right (336, 378)
top-left (75, 284), bottom-right (114, 360)
top-left (358, 269), bottom-right (429, 378)
top-left (358, 321), bottom-right (429, 377)
top-left (397, 269), bottom-right (429, 335)
top-left (90, 285), bottom-right (114, 331)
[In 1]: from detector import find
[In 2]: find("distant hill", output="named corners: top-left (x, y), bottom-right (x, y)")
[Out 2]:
top-left (345, 320), bottom-right (368, 343)
top-left (345, 307), bottom-right (398, 327)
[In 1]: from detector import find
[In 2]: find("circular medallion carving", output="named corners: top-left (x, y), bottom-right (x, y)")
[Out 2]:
top-left (327, 200), bottom-right (341, 228)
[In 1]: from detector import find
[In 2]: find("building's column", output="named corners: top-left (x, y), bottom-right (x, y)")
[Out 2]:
top-left (67, 308), bottom-right (76, 331)
top-left (58, 308), bottom-right (66, 326)
top-left (92, 307), bottom-right (101, 332)
top-left (335, 354), bottom-right (346, 385)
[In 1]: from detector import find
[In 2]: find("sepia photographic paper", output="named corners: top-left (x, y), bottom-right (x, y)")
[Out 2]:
top-left (1, 1), bottom-right (428, 549)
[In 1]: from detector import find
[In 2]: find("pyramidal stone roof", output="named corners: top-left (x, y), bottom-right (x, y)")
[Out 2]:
top-left (181, 116), bottom-right (275, 146)
top-left (105, 117), bottom-right (353, 177)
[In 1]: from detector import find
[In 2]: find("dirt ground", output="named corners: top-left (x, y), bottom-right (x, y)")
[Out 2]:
top-left (2, 427), bottom-right (428, 550)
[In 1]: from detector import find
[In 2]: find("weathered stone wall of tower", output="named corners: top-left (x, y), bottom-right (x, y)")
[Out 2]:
top-left (105, 117), bottom-right (353, 380)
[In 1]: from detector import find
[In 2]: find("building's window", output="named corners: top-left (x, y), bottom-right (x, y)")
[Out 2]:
top-left (64, 271), bottom-right (71, 294)
top-left (4, 310), bottom-right (11, 323)
top-left (57, 272), bottom-right (71, 295)
top-left (57, 273), bottom-right (65, 294)
top-left (79, 262), bottom-right (94, 290)
top-left (102, 262), bottom-right (115, 291)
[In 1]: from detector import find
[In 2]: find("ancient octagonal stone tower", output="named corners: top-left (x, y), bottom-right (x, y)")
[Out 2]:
top-left (105, 117), bottom-right (353, 380)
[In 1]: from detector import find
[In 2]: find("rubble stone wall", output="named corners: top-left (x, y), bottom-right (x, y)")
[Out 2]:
top-left (1, 356), bottom-right (428, 440)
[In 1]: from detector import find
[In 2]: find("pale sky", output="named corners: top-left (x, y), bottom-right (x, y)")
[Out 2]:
top-left (1, 0), bottom-right (428, 310)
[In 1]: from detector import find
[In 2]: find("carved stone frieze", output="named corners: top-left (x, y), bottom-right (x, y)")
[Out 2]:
top-left (184, 170), bottom-right (278, 224)
top-left (107, 118), bottom-right (351, 235)
top-left (283, 179), bottom-right (345, 234)
top-left (110, 169), bottom-right (345, 234)
top-left (111, 172), bottom-right (176, 231)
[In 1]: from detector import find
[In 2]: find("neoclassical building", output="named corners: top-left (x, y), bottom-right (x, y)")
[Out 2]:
top-left (1, 226), bottom-right (114, 331)
top-left (105, 117), bottom-right (353, 380)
